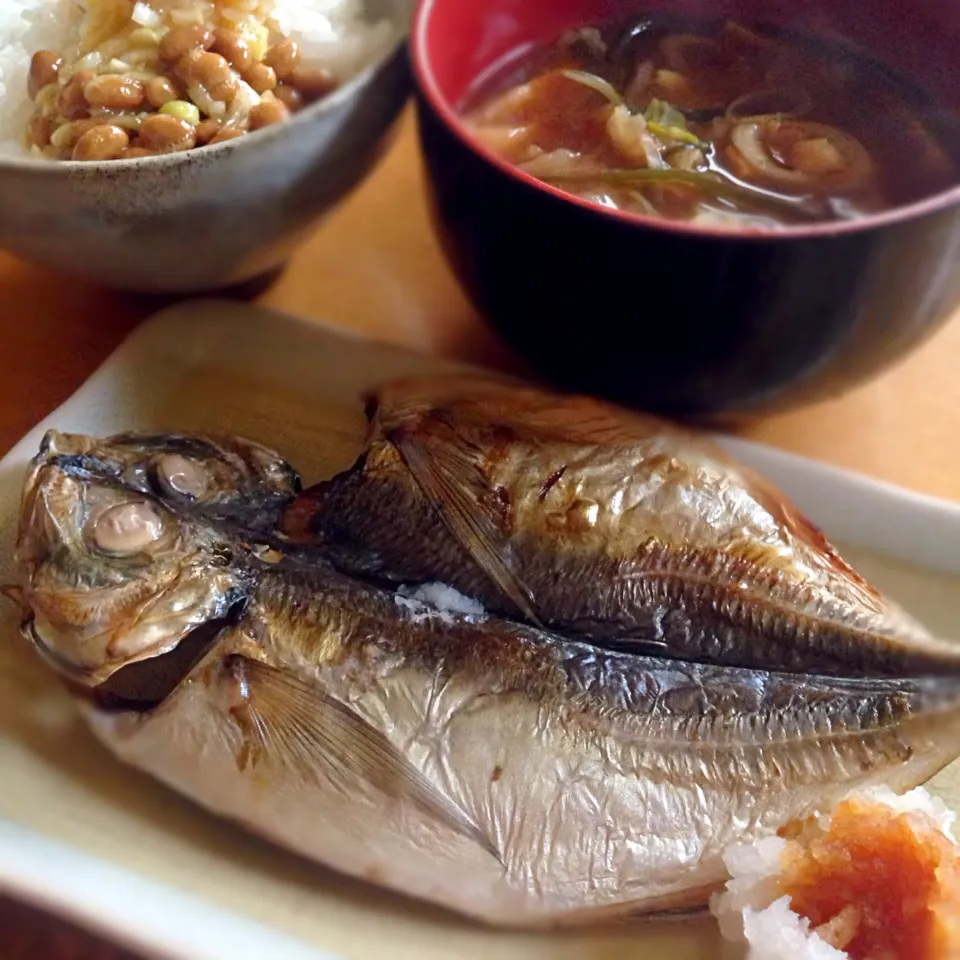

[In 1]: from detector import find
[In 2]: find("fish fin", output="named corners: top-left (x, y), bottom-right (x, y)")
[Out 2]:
top-left (390, 424), bottom-right (542, 627)
top-left (550, 885), bottom-right (717, 927)
top-left (611, 637), bottom-right (677, 657)
top-left (638, 903), bottom-right (712, 922)
top-left (222, 656), bottom-right (501, 862)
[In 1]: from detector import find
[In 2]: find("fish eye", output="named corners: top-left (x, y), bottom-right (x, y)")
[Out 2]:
top-left (155, 453), bottom-right (210, 500)
top-left (92, 501), bottom-right (165, 555)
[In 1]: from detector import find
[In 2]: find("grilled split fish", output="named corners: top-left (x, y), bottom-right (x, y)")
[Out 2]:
top-left (10, 431), bottom-right (960, 926)
top-left (281, 374), bottom-right (960, 678)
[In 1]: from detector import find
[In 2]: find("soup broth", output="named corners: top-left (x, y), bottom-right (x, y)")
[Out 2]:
top-left (461, 15), bottom-right (960, 230)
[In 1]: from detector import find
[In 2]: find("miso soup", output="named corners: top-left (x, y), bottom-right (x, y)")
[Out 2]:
top-left (461, 15), bottom-right (960, 230)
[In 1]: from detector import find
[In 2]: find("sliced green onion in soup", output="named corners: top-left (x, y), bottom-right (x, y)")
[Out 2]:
top-left (559, 75), bottom-right (708, 151)
top-left (644, 98), bottom-right (707, 147)
top-left (560, 70), bottom-right (624, 107)
top-left (644, 98), bottom-right (688, 129)
top-left (646, 121), bottom-right (706, 147)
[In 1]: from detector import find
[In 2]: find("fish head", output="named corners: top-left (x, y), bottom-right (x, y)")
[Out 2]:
top-left (11, 430), bottom-right (257, 687)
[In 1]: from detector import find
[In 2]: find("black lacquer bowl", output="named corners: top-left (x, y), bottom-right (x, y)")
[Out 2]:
top-left (411, 0), bottom-right (960, 422)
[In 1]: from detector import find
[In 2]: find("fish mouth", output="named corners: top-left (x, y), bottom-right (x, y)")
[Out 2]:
top-left (88, 617), bottom-right (231, 712)
top-left (22, 616), bottom-right (98, 685)
top-left (0, 586), bottom-right (96, 685)
top-left (26, 612), bottom-right (233, 712)
top-left (19, 584), bottom-right (246, 692)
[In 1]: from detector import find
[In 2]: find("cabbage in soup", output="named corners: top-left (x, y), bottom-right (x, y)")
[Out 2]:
top-left (461, 16), bottom-right (960, 230)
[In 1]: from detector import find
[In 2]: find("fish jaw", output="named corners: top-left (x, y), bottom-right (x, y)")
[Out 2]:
top-left (74, 608), bottom-right (960, 927)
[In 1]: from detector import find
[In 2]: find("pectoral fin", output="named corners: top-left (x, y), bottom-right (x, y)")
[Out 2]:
top-left (389, 421), bottom-right (541, 627)
top-left (220, 655), bottom-right (500, 861)
top-left (554, 893), bottom-right (715, 927)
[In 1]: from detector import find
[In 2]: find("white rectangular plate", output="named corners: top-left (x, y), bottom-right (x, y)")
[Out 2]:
top-left (2, 300), bottom-right (960, 960)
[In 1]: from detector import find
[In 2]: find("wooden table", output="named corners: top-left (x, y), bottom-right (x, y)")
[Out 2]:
top-left (2, 105), bottom-right (959, 958)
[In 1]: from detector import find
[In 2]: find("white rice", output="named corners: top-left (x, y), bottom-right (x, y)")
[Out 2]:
top-left (0, 0), bottom-right (397, 158)
top-left (0, 1), bottom-right (81, 152)
top-left (269, 0), bottom-right (395, 84)
top-left (710, 786), bottom-right (958, 960)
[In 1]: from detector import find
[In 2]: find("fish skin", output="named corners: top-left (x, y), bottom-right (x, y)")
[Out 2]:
top-left (280, 374), bottom-right (960, 679)
top-left (82, 560), bottom-right (960, 926)
top-left (12, 432), bottom-right (960, 925)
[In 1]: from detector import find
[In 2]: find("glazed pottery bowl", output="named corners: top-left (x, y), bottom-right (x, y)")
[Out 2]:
top-left (0, 0), bottom-right (412, 295)
top-left (411, 0), bottom-right (960, 422)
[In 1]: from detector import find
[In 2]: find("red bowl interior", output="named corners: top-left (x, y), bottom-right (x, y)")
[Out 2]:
top-left (412, 0), bottom-right (960, 237)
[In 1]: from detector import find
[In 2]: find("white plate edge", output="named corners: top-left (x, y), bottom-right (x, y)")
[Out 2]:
top-left (0, 822), bottom-right (336, 960)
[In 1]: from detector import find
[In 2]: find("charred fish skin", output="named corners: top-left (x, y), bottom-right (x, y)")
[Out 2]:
top-left (281, 374), bottom-right (960, 679)
top-left (83, 560), bottom-right (960, 926)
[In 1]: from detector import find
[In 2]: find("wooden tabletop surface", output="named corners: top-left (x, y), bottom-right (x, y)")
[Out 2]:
top-left (2, 105), bottom-right (959, 958)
